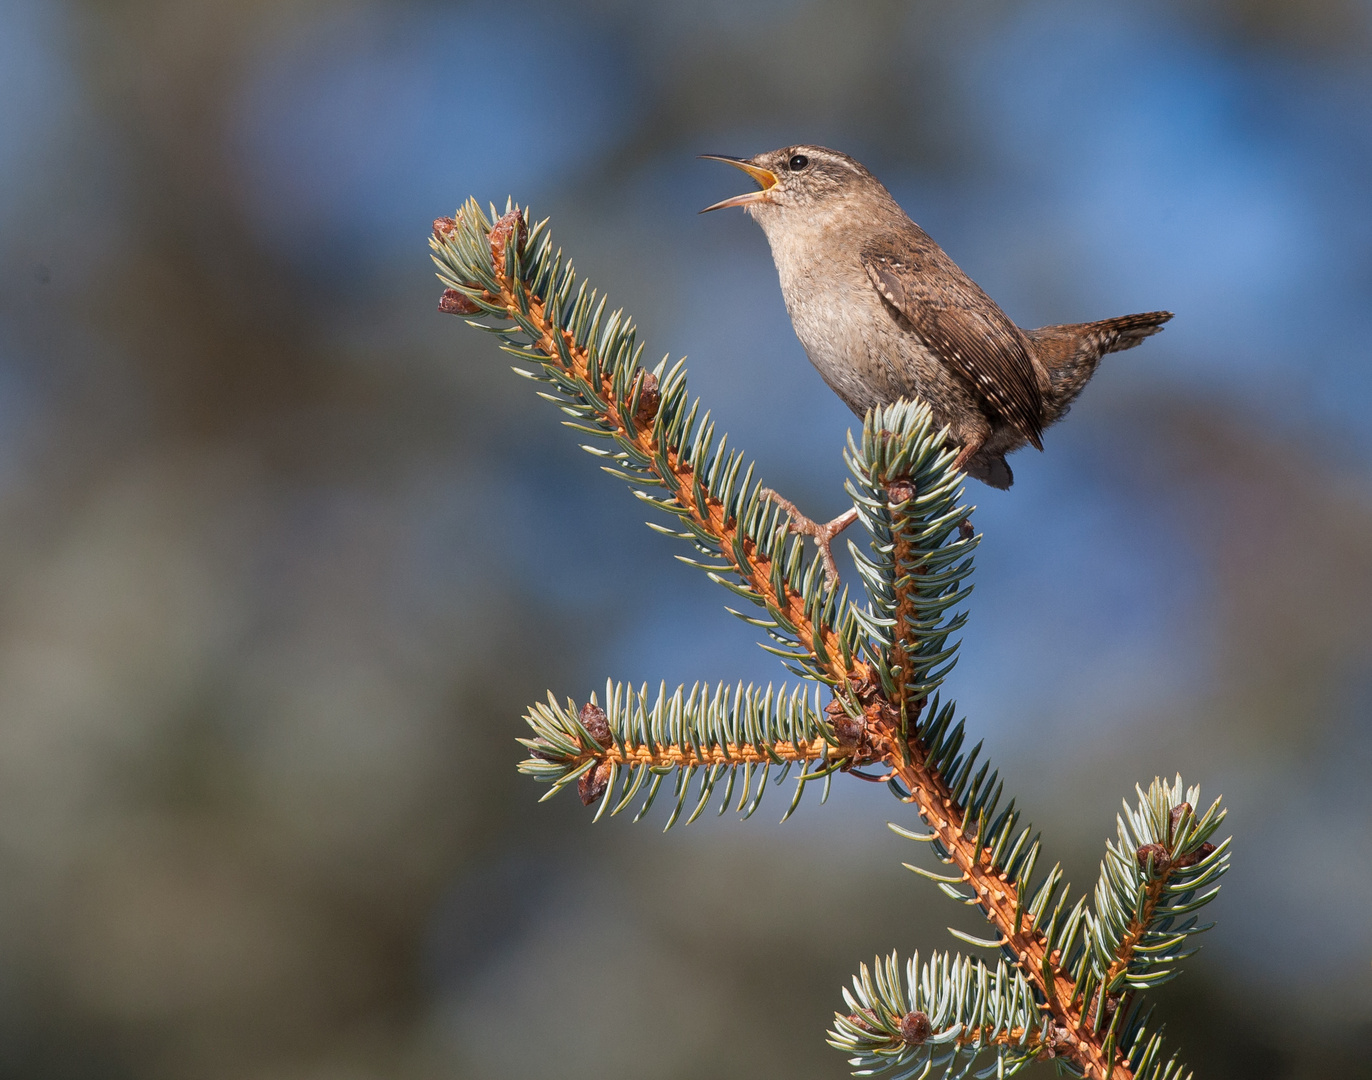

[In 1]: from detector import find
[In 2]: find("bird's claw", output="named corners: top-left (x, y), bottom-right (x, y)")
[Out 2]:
top-left (759, 488), bottom-right (858, 589)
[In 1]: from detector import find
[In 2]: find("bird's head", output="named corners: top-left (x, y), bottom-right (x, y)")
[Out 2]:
top-left (700, 145), bottom-right (882, 222)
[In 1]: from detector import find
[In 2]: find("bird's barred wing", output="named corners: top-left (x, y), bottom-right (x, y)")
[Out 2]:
top-left (860, 234), bottom-right (1045, 450)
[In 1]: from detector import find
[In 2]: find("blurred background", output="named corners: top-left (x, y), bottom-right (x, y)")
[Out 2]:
top-left (0, 0), bottom-right (1369, 1076)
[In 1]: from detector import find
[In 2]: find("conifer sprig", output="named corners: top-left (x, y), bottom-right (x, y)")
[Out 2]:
top-left (828, 951), bottom-right (1043, 1077)
top-left (431, 201), bottom-right (1230, 1080)
top-left (885, 773), bottom-right (1227, 1080)
top-left (1080, 777), bottom-right (1230, 1048)
top-left (842, 401), bottom-right (977, 731)
top-left (518, 681), bottom-right (835, 827)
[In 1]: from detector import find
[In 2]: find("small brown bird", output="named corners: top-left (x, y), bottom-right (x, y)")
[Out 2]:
top-left (702, 145), bottom-right (1171, 579)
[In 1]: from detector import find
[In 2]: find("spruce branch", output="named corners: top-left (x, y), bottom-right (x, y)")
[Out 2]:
top-left (828, 951), bottom-right (1043, 1077)
top-left (843, 402), bottom-right (977, 734)
top-left (430, 201), bottom-right (1231, 1080)
top-left (1080, 778), bottom-right (1230, 1038)
top-left (518, 681), bottom-right (835, 826)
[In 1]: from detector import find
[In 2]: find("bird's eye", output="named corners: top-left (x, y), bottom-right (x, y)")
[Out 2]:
top-left (788, 154), bottom-right (809, 171)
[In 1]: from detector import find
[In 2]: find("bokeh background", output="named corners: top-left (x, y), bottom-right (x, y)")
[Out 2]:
top-left (1, 0), bottom-right (1370, 1076)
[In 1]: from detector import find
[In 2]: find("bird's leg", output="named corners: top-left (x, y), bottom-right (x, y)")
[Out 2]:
top-left (759, 489), bottom-right (858, 589)
top-left (950, 437), bottom-right (984, 474)
top-left (949, 439), bottom-right (984, 540)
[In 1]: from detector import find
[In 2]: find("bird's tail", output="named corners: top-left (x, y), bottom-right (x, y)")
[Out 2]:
top-left (1029, 310), bottom-right (1173, 360)
top-left (1027, 311), bottom-right (1173, 417)
top-left (1085, 310), bottom-right (1174, 354)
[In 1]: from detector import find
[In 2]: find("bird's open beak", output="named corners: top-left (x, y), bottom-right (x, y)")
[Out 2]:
top-left (699, 155), bottom-right (778, 212)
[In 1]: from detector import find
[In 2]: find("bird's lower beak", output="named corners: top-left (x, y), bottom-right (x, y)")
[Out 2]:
top-left (699, 155), bottom-right (778, 212)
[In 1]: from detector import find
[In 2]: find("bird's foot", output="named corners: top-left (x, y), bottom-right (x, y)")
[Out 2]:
top-left (759, 489), bottom-right (858, 589)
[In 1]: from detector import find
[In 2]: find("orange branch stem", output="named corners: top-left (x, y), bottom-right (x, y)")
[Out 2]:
top-left (576, 738), bottom-right (829, 771)
top-left (1106, 876), bottom-right (1168, 990)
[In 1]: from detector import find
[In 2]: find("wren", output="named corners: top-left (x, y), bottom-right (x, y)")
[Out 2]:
top-left (703, 145), bottom-right (1171, 580)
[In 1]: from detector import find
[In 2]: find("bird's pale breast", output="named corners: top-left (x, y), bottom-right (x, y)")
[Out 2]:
top-left (762, 217), bottom-right (985, 440)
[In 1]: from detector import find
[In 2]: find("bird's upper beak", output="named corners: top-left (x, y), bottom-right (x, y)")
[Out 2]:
top-left (699, 155), bottom-right (778, 212)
